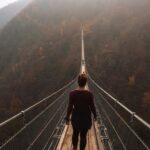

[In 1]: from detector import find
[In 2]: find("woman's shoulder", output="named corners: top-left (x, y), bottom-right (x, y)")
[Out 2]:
top-left (70, 89), bottom-right (93, 95)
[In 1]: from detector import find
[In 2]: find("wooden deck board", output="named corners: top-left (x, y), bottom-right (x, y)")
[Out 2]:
top-left (56, 122), bottom-right (104, 150)
top-left (60, 125), bottom-right (72, 150)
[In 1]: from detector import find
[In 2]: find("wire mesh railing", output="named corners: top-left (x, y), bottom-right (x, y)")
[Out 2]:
top-left (0, 72), bottom-right (149, 150)
top-left (0, 78), bottom-right (77, 150)
top-left (89, 76), bottom-right (150, 150)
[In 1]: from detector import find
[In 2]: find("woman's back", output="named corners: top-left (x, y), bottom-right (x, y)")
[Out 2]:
top-left (70, 90), bottom-right (93, 115)
top-left (67, 89), bottom-right (96, 130)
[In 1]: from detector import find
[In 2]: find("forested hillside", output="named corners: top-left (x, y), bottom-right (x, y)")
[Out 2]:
top-left (0, 0), bottom-right (149, 126)
top-left (0, 0), bottom-right (82, 122)
top-left (85, 0), bottom-right (150, 122)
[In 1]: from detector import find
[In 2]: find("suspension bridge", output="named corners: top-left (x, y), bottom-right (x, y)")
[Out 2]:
top-left (0, 28), bottom-right (150, 150)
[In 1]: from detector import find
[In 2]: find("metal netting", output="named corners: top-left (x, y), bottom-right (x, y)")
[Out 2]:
top-left (0, 79), bottom-right (77, 150)
top-left (89, 78), bottom-right (150, 150)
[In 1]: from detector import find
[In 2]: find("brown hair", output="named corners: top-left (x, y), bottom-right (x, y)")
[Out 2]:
top-left (78, 74), bottom-right (87, 87)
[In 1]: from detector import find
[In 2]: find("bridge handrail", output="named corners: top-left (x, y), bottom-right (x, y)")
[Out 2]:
top-left (0, 77), bottom-right (76, 128)
top-left (89, 75), bottom-right (150, 130)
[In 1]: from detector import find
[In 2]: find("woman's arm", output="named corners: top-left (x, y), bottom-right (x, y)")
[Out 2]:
top-left (89, 93), bottom-right (97, 119)
top-left (65, 92), bottom-right (73, 121)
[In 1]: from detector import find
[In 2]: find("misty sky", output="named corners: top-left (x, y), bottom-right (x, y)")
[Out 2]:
top-left (0, 0), bottom-right (19, 9)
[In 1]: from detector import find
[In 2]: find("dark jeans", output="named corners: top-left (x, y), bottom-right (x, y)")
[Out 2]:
top-left (72, 127), bottom-right (88, 150)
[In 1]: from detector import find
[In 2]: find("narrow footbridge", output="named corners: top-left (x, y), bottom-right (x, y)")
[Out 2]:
top-left (0, 29), bottom-right (150, 150)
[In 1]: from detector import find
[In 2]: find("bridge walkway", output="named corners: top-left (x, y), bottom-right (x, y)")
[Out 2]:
top-left (0, 28), bottom-right (150, 150)
top-left (56, 122), bottom-right (104, 150)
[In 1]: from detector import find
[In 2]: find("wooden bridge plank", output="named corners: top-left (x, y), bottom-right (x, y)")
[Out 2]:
top-left (56, 123), bottom-right (104, 150)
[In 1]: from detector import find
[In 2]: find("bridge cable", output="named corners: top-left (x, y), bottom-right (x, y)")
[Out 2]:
top-left (89, 75), bottom-right (150, 130)
top-left (90, 78), bottom-right (150, 150)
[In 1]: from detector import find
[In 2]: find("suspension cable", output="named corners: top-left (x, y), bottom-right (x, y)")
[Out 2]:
top-left (97, 90), bottom-right (150, 150)
top-left (27, 100), bottom-right (66, 150)
top-left (96, 99), bottom-right (127, 150)
top-left (89, 75), bottom-right (150, 130)
top-left (0, 77), bottom-right (76, 128)
top-left (0, 82), bottom-right (73, 149)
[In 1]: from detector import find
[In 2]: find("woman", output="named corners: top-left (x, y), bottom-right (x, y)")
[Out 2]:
top-left (65, 74), bottom-right (97, 150)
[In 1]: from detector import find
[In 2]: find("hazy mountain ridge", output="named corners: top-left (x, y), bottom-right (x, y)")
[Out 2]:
top-left (0, 0), bottom-right (31, 30)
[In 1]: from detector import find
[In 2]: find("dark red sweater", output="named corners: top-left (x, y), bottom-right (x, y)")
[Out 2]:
top-left (66, 89), bottom-right (97, 120)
